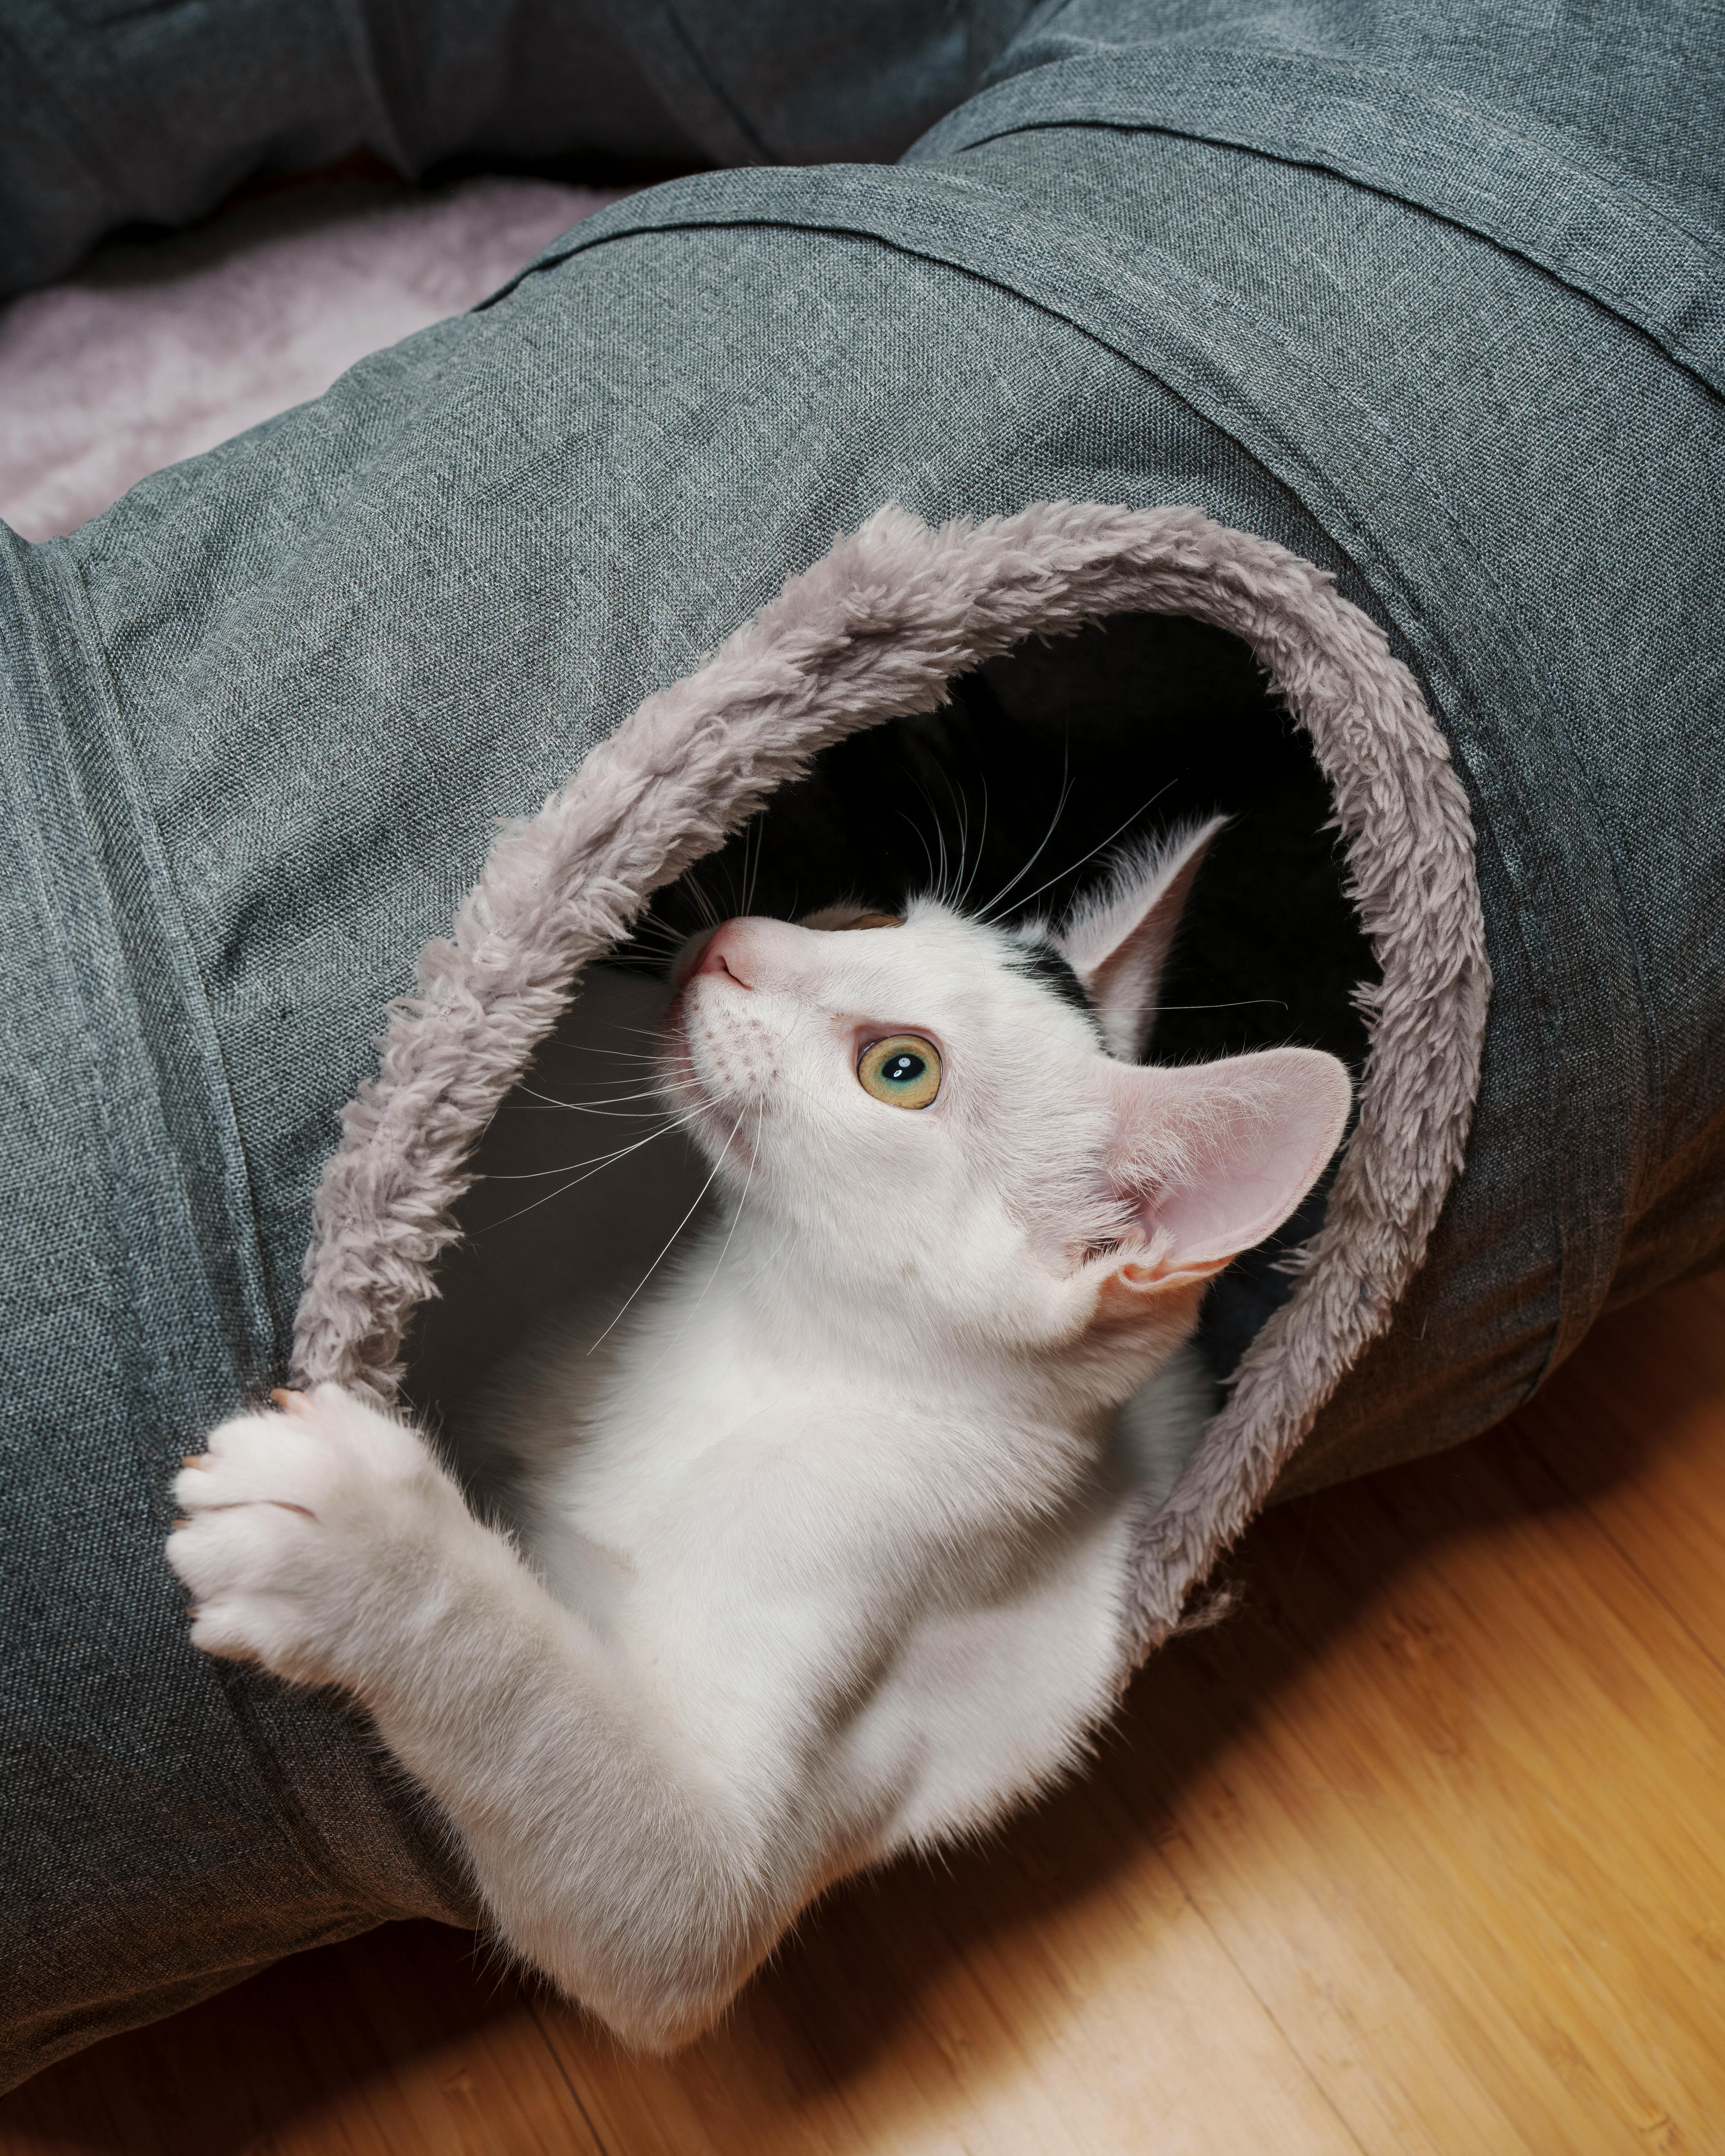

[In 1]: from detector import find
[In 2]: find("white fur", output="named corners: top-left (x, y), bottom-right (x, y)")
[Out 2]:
top-left (170, 875), bottom-right (1349, 2048)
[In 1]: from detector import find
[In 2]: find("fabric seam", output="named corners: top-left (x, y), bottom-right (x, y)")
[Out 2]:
top-left (44, 539), bottom-right (411, 1921)
top-left (923, 112), bottom-right (1724, 397)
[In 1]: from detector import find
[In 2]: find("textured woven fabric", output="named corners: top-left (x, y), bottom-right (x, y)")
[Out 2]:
top-left (2, 0), bottom-right (1721, 2088)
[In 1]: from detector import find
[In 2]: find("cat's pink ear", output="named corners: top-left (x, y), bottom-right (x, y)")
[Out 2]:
top-left (1105, 1047), bottom-right (1352, 1284)
top-left (1052, 817), bottom-right (1228, 1060)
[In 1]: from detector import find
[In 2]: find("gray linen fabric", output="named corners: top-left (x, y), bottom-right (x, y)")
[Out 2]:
top-left (2, 0), bottom-right (1721, 2088)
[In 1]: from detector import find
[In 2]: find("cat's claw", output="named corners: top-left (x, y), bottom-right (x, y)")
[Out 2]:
top-left (167, 1383), bottom-right (455, 1687)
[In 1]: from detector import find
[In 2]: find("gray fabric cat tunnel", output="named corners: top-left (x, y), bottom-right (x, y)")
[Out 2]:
top-left (289, 498), bottom-right (1489, 1659)
top-left (4, 0), bottom-right (1721, 2095)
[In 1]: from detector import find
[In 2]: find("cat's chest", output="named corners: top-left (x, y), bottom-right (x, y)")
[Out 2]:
top-left (542, 1308), bottom-right (1105, 1568)
top-left (528, 1365), bottom-right (1136, 1837)
top-left (537, 1371), bottom-right (1012, 1614)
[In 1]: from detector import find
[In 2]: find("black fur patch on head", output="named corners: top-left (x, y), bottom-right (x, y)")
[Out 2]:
top-left (1008, 934), bottom-right (1102, 1036)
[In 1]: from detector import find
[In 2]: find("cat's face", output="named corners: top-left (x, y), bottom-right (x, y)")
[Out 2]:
top-left (659, 830), bottom-right (1351, 1394)
top-left (666, 899), bottom-right (1122, 1274)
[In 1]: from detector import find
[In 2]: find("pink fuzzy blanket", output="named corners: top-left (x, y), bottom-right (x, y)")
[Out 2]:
top-left (0, 174), bottom-right (618, 541)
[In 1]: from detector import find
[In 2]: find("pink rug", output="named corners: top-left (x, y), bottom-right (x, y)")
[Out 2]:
top-left (0, 174), bottom-right (620, 541)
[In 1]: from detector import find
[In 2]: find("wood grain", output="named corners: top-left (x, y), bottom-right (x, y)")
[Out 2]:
top-left (6, 1272), bottom-right (1723, 2154)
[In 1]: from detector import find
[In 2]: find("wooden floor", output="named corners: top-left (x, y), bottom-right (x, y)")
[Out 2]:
top-left (7, 1273), bottom-right (1724, 2155)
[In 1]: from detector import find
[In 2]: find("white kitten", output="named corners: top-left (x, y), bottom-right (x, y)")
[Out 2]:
top-left (169, 826), bottom-right (1350, 2047)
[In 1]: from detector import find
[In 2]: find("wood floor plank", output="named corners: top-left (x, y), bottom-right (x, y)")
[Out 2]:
top-left (1146, 1278), bottom-right (1725, 2155)
top-left (530, 1782), bottom-right (1362, 2156)
top-left (1151, 1480), bottom-right (1725, 2151)
top-left (1515, 1271), bottom-right (1725, 1674)
top-left (4, 1271), bottom-right (1722, 2152)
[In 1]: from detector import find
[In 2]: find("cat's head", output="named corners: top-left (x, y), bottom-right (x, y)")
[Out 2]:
top-left (660, 821), bottom-right (1351, 1399)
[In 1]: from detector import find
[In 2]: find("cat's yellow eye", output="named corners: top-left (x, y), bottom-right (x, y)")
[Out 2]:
top-left (834, 912), bottom-right (904, 931)
top-left (857, 1033), bottom-right (942, 1110)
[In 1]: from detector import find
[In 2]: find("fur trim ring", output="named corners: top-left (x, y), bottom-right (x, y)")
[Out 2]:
top-left (291, 500), bottom-right (1489, 1665)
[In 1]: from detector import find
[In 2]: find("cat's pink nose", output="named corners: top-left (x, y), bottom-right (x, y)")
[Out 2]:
top-left (686, 920), bottom-right (754, 989)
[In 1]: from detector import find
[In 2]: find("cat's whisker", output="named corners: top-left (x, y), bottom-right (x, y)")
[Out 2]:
top-left (475, 1088), bottom-right (712, 1220)
top-left (514, 1104), bottom-right (693, 1119)
top-left (507, 1074), bottom-right (702, 1115)
top-left (984, 780), bottom-right (1176, 926)
top-left (973, 737), bottom-right (1072, 922)
top-left (902, 766), bottom-right (956, 909)
top-left (723, 820), bottom-right (763, 921)
top-left (538, 1073), bottom-right (676, 1093)
top-left (479, 1157), bottom-right (654, 1228)
top-left (1156, 998), bottom-right (1290, 1013)
top-left (940, 761), bottom-right (972, 914)
top-left (585, 1116), bottom-right (744, 1354)
top-left (956, 773), bottom-right (991, 914)
top-left (681, 874), bottom-right (724, 932)
top-left (539, 1057), bottom-right (673, 1081)
top-left (511, 1104), bottom-right (696, 1121)
top-left (741, 812), bottom-right (765, 918)
top-left (534, 1029), bottom-right (670, 1056)
top-left (477, 1143), bottom-right (689, 1230)
top-left (901, 766), bottom-right (972, 910)
top-left (509, 1079), bottom-right (702, 1112)
top-left (627, 918), bottom-right (691, 956)
top-left (538, 1037), bottom-right (668, 1058)
top-left (482, 1111), bottom-right (705, 1184)
top-left (897, 806), bottom-right (939, 894)
top-left (673, 1100), bottom-right (764, 1342)
top-left (604, 1031), bottom-right (703, 1056)
top-left (513, 1075), bottom-right (685, 1101)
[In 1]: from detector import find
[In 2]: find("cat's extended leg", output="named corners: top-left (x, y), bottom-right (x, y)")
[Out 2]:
top-left (168, 1385), bottom-right (794, 2047)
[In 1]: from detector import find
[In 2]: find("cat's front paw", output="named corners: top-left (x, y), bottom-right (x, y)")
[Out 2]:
top-left (168, 1384), bottom-right (459, 1689)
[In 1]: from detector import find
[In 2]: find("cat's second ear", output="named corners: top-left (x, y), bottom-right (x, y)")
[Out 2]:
top-left (1098, 1047), bottom-right (1353, 1297)
top-left (1052, 817), bottom-right (1228, 1061)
